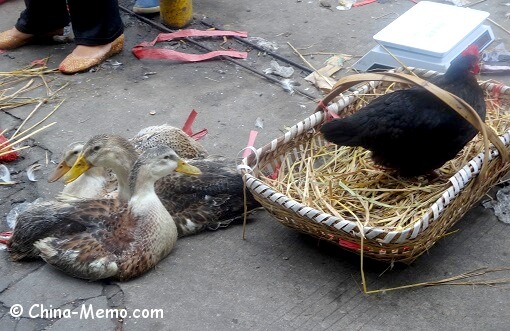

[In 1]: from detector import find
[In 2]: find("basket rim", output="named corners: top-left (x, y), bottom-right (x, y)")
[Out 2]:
top-left (238, 68), bottom-right (510, 244)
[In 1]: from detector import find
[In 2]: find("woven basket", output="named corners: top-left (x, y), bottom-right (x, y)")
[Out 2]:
top-left (239, 68), bottom-right (510, 263)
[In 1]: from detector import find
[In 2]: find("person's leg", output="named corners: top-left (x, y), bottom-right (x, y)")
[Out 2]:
top-left (67, 0), bottom-right (123, 46)
top-left (59, 0), bottom-right (124, 74)
top-left (15, 0), bottom-right (70, 34)
top-left (0, 0), bottom-right (69, 50)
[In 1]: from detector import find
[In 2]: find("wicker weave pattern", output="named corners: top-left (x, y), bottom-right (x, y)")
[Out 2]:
top-left (240, 69), bottom-right (510, 263)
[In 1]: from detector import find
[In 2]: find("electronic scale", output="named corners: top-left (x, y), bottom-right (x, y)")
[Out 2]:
top-left (352, 1), bottom-right (495, 72)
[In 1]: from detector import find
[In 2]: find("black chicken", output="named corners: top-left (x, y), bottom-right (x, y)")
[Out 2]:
top-left (320, 45), bottom-right (485, 176)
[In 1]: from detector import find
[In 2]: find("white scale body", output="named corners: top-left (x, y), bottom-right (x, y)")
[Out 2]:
top-left (352, 1), bottom-right (495, 73)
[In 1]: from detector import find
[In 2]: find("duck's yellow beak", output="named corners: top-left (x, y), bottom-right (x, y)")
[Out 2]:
top-left (62, 154), bottom-right (92, 183)
top-left (175, 159), bottom-right (201, 175)
top-left (47, 160), bottom-right (71, 183)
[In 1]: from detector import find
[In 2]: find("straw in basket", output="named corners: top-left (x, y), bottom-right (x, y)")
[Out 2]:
top-left (239, 68), bottom-right (510, 264)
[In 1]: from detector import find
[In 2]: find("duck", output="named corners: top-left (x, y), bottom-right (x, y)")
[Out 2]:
top-left (47, 125), bottom-right (207, 200)
top-left (129, 124), bottom-right (208, 159)
top-left (47, 142), bottom-right (117, 199)
top-left (0, 143), bottom-right (116, 246)
top-left (63, 134), bottom-right (261, 237)
top-left (9, 146), bottom-right (201, 281)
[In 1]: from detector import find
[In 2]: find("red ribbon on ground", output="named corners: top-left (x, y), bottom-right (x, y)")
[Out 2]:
top-left (182, 109), bottom-right (208, 140)
top-left (0, 133), bottom-right (18, 162)
top-left (352, 0), bottom-right (377, 7)
top-left (132, 29), bottom-right (249, 62)
top-left (242, 130), bottom-right (258, 158)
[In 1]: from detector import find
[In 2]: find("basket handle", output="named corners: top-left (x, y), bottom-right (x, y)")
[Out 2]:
top-left (314, 72), bottom-right (509, 166)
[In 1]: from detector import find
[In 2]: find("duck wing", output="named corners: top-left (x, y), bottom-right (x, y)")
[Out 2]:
top-left (155, 156), bottom-right (260, 237)
top-left (9, 199), bottom-right (124, 261)
top-left (33, 203), bottom-right (140, 281)
top-left (35, 232), bottom-right (119, 281)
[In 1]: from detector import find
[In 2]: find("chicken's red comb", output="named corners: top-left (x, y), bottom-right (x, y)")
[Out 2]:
top-left (462, 45), bottom-right (479, 57)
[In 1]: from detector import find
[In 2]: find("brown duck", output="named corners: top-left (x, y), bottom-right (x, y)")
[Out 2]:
top-left (9, 146), bottom-right (201, 281)
top-left (63, 134), bottom-right (261, 237)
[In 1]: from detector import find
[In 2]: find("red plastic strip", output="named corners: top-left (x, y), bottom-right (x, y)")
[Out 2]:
top-left (136, 29), bottom-right (248, 48)
top-left (338, 239), bottom-right (362, 250)
top-left (0, 133), bottom-right (18, 162)
top-left (318, 100), bottom-right (339, 121)
top-left (328, 110), bottom-right (340, 120)
top-left (132, 29), bottom-right (249, 61)
top-left (492, 83), bottom-right (504, 99)
top-left (352, 0), bottom-right (377, 7)
top-left (317, 100), bottom-right (328, 112)
top-left (268, 164), bottom-right (281, 180)
top-left (242, 130), bottom-right (258, 158)
top-left (133, 48), bottom-right (247, 62)
top-left (182, 109), bottom-right (208, 140)
top-left (190, 129), bottom-right (208, 141)
top-left (182, 109), bottom-right (198, 136)
top-left (31, 58), bottom-right (47, 66)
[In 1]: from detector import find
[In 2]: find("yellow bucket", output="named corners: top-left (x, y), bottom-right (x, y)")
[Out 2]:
top-left (160, 0), bottom-right (193, 28)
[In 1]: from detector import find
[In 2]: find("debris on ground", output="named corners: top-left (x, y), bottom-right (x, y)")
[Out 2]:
top-left (280, 79), bottom-right (300, 94)
top-left (0, 60), bottom-right (68, 163)
top-left (481, 43), bottom-right (510, 73)
top-left (445, 0), bottom-right (471, 6)
top-left (483, 186), bottom-right (510, 224)
top-left (103, 59), bottom-right (123, 68)
top-left (319, 0), bottom-right (333, 10)
top-left (264, 60), bottom-right (295, 78)
top-left (255, 117), bottom-right (264, 129)
top-left (305, 53), bottom-right (353, 92)
top-left (26, 163), bottom-right (42, 182)
top-left (0, 164), bottom-right (14, 184)
top-left (52, 24), bottom-right (74, 44)
top-left (246, 37), bottom-right (279, 52)
top-left (336, 0), bottom-right (355, 10)
top-left (483, 43), bottom-right (510, 63)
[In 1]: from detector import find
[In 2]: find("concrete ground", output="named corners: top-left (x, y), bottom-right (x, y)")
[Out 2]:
top-left (1, 0), bottom-right (510, 330)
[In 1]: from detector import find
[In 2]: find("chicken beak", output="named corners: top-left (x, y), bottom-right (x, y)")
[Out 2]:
top-left (175, 159), bottom-right (201, 175)
top-left (47, 160), bottom-right (71, 183)
top-left (62, 154), bottom-right (92, 183)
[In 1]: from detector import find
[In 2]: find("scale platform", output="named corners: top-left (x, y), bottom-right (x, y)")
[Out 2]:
top-left (352, 1), bottom-right (495, 72)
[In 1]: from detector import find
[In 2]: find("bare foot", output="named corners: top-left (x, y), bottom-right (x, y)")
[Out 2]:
top-left (0, 27), bottom-right (34, 49)
top-left (59, 35), bottom-right (124, 74)
top-left (6, 27), bottom-right (33, 39)
top-left (68, 43), bottom-right (113, 59)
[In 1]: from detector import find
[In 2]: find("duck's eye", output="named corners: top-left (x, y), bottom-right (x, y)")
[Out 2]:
top-left (93, 145), bottom-right (101, 151)
top-left (72, 151), bottom-right (79, 155)
top-left (164, 155), bottom-right (171, 160)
